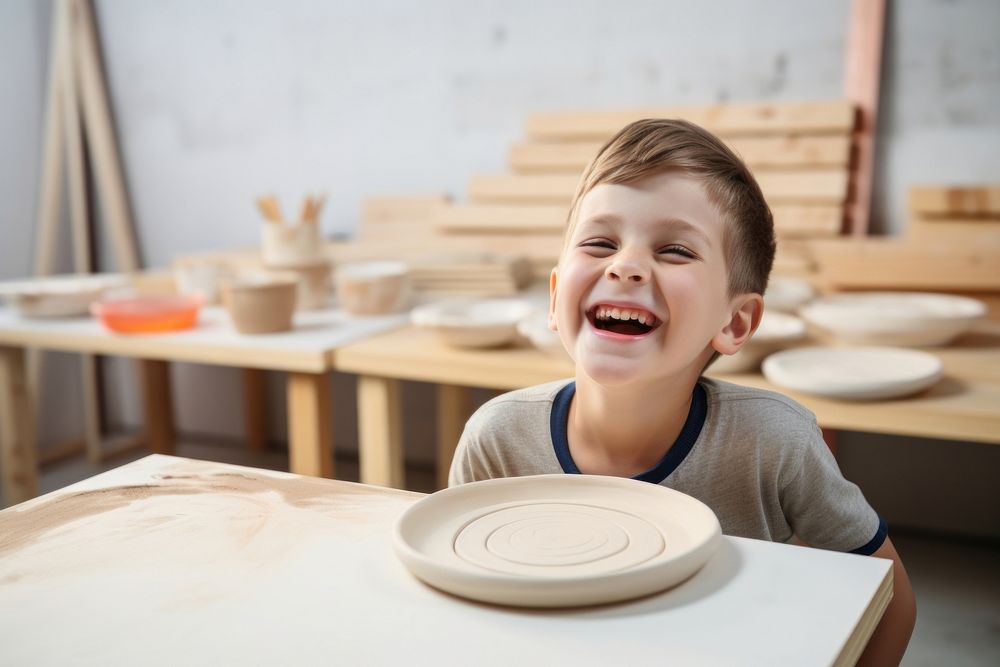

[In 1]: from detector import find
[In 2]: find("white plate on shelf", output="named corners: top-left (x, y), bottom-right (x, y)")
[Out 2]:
top-left (394, 474), bottom-right (721, 608)
top-left (0, 273), bottom-right (129, 317)
top-left (798, 292), bottom-right (985, 347)
top-left (762, 346), bottom-right (943, 400)
top-left (411, 298), bottom-right (534, 348)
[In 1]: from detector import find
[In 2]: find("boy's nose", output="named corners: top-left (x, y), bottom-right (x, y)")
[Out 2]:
top-left (605, 256), bottom-right (650, 283)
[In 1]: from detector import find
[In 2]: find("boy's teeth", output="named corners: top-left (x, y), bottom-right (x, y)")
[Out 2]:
top-left (594, 306), bottom-right (655, 323)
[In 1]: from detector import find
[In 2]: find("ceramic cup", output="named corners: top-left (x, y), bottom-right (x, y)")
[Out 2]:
top-left (222, 273), bottom-right (298, 334)
top-left (335, 261), bottom-right (411, 315)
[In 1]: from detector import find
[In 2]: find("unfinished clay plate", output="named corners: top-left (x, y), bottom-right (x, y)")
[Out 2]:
top-left (799, 292), bottom-right (985, 347)
top-left (394, 475), bottom-right (721, 608)
top-left (0, 273), bottom-right (129, 317)
top-left (411, 298), bottom-right (535, 348)
top-left (762, 346), bottom-right (943, 400)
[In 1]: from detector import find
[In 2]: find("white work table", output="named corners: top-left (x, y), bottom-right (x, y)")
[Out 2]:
top-left (0, 455), bottom-right (892, 666)
top-left (0, 305), bottom-right (408, 505)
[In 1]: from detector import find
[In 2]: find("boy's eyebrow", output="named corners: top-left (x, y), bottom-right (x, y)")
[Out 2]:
top-left (581, 215), bottom-right (713, 247)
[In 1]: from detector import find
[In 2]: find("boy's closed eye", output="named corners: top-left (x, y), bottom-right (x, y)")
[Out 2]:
top-left (577, 238), bottom-right (699, 262)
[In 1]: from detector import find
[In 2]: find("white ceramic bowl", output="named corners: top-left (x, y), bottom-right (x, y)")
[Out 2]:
top-left (799, 292), bottom-right (986, 347)
top-left (516, 314), bottom-right (571, 360)
top-left (711, 311), bottom-right (808, 374)
top-left (762, 346), bottom-right (943, 400)
top-left (0, 273), bottom-right (129, 317)
top-left (412, 298), bottom-right (534, 348)
top-left (335, 261), bottom-right (410, 315)
top-left (764, 276), bottom-right (815, 313)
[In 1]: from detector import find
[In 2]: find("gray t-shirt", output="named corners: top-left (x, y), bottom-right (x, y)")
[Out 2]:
top-left (449, 377), bottom-right (885, 554)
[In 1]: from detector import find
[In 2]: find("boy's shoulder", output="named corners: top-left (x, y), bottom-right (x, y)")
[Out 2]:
top-left (700, 376), bottom-right (818, 432)
top-left (466, 378), bottom-right (573, 429)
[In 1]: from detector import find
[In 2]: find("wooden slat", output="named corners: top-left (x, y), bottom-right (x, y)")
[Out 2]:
top-left (908, 185), bottom-right (1000, 217)
top-left (525, 100), bottom-right (855, 141)
top-left (907, 217), bottom-right (1000, 242)
top-left (468, 170), bottom-right (848, 206)
top-left (772, 205), bottom-right (843, 237)
top-left (436, 203), bottom-right (839, 238)
top-left (435, 204), bottom-right (566, 233)
top-left (810, 238), bottom-right (1000, 291)
top-left (509, 135), bottom-right (852, 173)
top-left (360, 193), bottom-right (451, 227)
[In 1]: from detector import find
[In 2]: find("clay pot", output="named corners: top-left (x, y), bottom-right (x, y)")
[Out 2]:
top-left (335, 261), bottom-right (410, 315)
top-left (222, 275), bottom-right (298, 334)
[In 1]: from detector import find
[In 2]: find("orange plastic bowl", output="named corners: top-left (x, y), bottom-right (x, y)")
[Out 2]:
top-left (91, 294), bottom-right (202, 333)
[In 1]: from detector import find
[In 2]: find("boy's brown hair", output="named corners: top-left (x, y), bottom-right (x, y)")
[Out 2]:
top-left (564, 118), bottom-right (776, 297)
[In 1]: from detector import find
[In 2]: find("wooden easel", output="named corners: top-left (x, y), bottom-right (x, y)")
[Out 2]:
top-left (33, 0), bottom-right (143, 463)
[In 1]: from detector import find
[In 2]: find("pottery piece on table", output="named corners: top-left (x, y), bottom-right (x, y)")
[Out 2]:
top-left (173, 258), bottom-right (232, 305)
top-left (335, 261), bottom-right (410, 315)
top-left (761, 346), bottom-right (943, 400)
top-left (261, 219), bottom-right (324, 268)
top-left (0, 273), bottom-right (129, 318)
top-left (91, 294), bottom-right (202, 333)
top-left (411, 298), bottom-right (534, 349)
top-left (283, 261), bottom-right (332, 311)
top-left (394, 474), bottom-right (721, 608)
top-left (222, 274), bottom-right (298, 334)
top-left (798, 292), bottom-right (986, 347)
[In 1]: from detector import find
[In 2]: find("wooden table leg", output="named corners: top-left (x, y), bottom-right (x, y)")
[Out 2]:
top-left (357, 376), bottom-right (403, 489)
top-left (139, 360), bottom-right (174, 455)
top-left (0, 347), bottom-right (38, 506)
top-left (436, 384), bottom-right (471, 490)
top-left (243, 368), bottom-right (268, 453)
top-left (81, 355), bottom-right (102, 463)
top-left (287, 372), bottom-right (333, 478)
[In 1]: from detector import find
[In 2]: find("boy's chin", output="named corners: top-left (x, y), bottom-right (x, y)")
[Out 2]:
top-left (576, 357), bottom-right (656, 388)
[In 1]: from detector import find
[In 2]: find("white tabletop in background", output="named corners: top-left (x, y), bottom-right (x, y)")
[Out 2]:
top-left (0, 455), bottom-right (891, 667)
top-left (0, 305), bottom-right (410, 372)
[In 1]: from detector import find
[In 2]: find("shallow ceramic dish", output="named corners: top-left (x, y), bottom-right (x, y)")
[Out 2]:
top-left (516, 314), bottom-right (571, 360)
top-left (0, 273), bottom-right (129, 318)
top-left (91, 294), bottom-right (202, 333)
top-left (763, 276), bottom-right (815, 313)
top-left (761, 346), bottom-right (943, 400)
top-left (394, 474), bottom-right (721, 608)
top-left (411, 299), bottom-right (534, 349)
top-left (798, 292), bottom-right (986, 347)
top-left (336, 261), bottom-right (410, 315)
top-left (711, 311), bottom-right (807, 374)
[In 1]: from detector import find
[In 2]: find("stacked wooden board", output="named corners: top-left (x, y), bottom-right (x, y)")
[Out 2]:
top-left (335, 100), bottom-right (864, 292)
top-left (431, 99), bottom-right (862, 281)
top-left (809, 183), bottom-right (1000, 319)
top-left (327, 194), bottom-right (536, 297)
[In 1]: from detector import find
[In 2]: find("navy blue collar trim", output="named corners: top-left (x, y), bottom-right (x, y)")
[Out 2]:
top-left (850, 515), bottom-right (888, 555)
top-left (550, 381), bottom-right (707, 484)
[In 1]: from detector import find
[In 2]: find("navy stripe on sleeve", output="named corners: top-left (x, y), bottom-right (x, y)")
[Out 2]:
top-left (850, 515), bottom-right (888, 555)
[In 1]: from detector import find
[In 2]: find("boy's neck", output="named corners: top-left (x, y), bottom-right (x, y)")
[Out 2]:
top-left (568, 370), bottom-right (701, 478)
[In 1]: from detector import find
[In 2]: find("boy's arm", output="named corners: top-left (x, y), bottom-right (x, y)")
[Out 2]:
top-left (856, 537), bottom-right (916, 667)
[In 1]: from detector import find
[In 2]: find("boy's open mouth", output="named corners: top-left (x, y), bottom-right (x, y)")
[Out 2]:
top-left (587, 304), bottom-right (661, 337)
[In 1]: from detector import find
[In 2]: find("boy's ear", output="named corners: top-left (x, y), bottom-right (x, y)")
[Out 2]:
top-left (548, 268), bottom-right (559, 332)
top-left (712, 293), bottom-right (764, 355)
